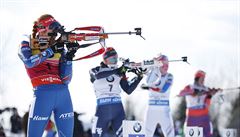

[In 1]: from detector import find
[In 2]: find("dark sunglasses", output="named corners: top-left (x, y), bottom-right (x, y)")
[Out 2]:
top-left (48, 21), bottom-right (62, 31)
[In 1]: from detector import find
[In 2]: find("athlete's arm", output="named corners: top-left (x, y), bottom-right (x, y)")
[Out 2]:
top-left (193, 86), bottom-right (209, 95)
top-left (120, 75), bottom-right (142, 95)
top-left (95, 69), bottom-right (119, 79)
top-left (59, 51), bottom-right (73, 84)
top-left (179, 85), bottom-right (207, 96)
top-left (178, 85), bottom-right (193, 97)
top-left (148, 74), bottom-right (173, 93)
top-left (89, 67), bottom-right (119, 82)
top-left (146, 67), bottom-right (160, 84)
top-left (159, 74), bottom-right (173, 92)
top-left (18, 41), bottom-right (54, 68)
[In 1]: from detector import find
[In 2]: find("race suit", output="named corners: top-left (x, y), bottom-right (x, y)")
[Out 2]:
top-left (144, 67), bottom-right (175, 137)
top-left (89, 63), bottom-right (142, 137)
top-left (18, 38), bottom-right (74, 137)
top-left (179, 84), bottom-right (213, 137)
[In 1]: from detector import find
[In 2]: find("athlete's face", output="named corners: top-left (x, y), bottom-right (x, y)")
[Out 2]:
top-left (38, 28), bottom-right (56, 50)
top-left (104, 55), bottom-right (118, 65)
top-left (160, 60), bottom-right (169, 75)
top-left (197, 77), bottom-right (205, 86)
top-left (37, 21), bottom-right (61, 50)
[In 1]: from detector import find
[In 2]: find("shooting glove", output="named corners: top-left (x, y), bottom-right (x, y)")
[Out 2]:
top-left (209, 87), bottom-right (222, 94)
top-left (50, 42), bottom-right (64, 53)
top-left (141, 84), bottom-right (149, 90)
top-left (65, 42), bottom-right (79, 61)
top-left (116, 65), bottom-right (128, 76)
top-left (130, 68), bottom-right (146, 78)
top-left (66, 42), bottom-right (79, 51)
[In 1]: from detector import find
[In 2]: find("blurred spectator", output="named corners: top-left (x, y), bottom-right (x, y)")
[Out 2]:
top-left (4, 108), bottom-right (11, 112)
top-left (0, 110), bottom-right (3, 115)
top-left (0, 124), bottom-right (6, 137)
top-left (0, 107), bottom-right (11, 114)
top-left (153, 124), bottom-right (164, 137)
top-left (175, 120), bottom-right (184, 137)
top-left (84, 128), bottom-right (92, 137)
top-left (73, 112), bottom-right (85, 137)
top-left (22, 111), bottom-right (29, 137)
top-left (10, 107), bottom-right (22, 134)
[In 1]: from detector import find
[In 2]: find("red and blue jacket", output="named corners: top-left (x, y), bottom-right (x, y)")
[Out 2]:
top-left (18, 40), bottom-right (72, 88)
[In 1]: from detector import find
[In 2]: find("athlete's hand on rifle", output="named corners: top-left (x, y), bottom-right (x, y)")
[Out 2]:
top-left (66, 42), bottom-right (79, 51)
top-left (50, 42), bottom-right (64, 53)
top-left (209, 87), bottom-right (222, 94)
top-left (116, 65), bottom-right (128, 76)
top-left (129, 68), bottom-right (147, 78)
top-left (65, 42), bottom-right (79, 61)
top-left (141, 84), bottom-right (150, 90)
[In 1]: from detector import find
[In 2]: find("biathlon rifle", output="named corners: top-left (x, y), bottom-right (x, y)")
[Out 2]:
top-left (216, 87), bottom-right (239, 103)
top-left (169, 56), bottom-right (190, 64)
top-left (49, 26), bottom-right (145, 44)
top-left (45, 26), bottom-right (145, 61)
top-left (119, 56), bottom-right (189, 70)
top-left (207, 87), bottom-right (240, 93)
top-left (221, 87), bottom-right (240, 91)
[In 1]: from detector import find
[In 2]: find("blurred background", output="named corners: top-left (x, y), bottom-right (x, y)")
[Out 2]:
top-left (0, 0), bottom-right (239, 136)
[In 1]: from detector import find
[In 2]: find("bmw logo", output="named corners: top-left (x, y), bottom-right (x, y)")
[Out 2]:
top-left (106, 76), bottom-right (114, 82)
top-left (189, 128), bottom-right (194, 136)
top-left (226, 131), bottom-right (230, 137)
top-left (133, 122), bottom-right (142, 133)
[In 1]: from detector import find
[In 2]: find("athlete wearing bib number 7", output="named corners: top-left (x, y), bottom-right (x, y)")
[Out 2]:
top-left (89, 47), bottom-right (143, 137)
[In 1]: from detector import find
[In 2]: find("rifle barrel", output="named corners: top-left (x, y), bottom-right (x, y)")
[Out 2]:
top-left (100, 32), bottom-right (137, 35)
top-left (169, 59), bottom-right (183, 62)
top-left (223, 87), bottom-right (240, 91)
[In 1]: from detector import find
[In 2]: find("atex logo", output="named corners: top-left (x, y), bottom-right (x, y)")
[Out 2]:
top-left (59, 112), bottom-right (74, 119)
top-left (33, 115), bottom-right (48, 121)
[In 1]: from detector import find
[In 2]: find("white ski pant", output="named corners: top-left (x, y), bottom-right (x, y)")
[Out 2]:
top-left (144, 106), bottom-right (175, 137)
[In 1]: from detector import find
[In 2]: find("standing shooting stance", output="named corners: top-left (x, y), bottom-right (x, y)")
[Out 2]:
top-left (18, 14), bottom-right (78, 137)
top-left (179, 70), bottom-right (221, 137)
top-left (89, 47), bottom-right (144, 137)
top-left (141, 54), bottom-right (175, 137)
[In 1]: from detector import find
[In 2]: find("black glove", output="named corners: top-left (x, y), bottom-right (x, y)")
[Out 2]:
top-left (65, 50), bottom-right (77, 61)
top-left (66, 42), bottom-right (79, 51)
top-left (116, 65), bottom-right (128, 76)
top-left (141, 84), bottom-right (149, 90)
top-left (209, 87), bottom-right (222, 94)
top-left (65, 43), bottom-right (79, 61)
top-left (130, 68), bottom-right (145, 78)
top-left (50, 42), bottom-right (64, 53)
